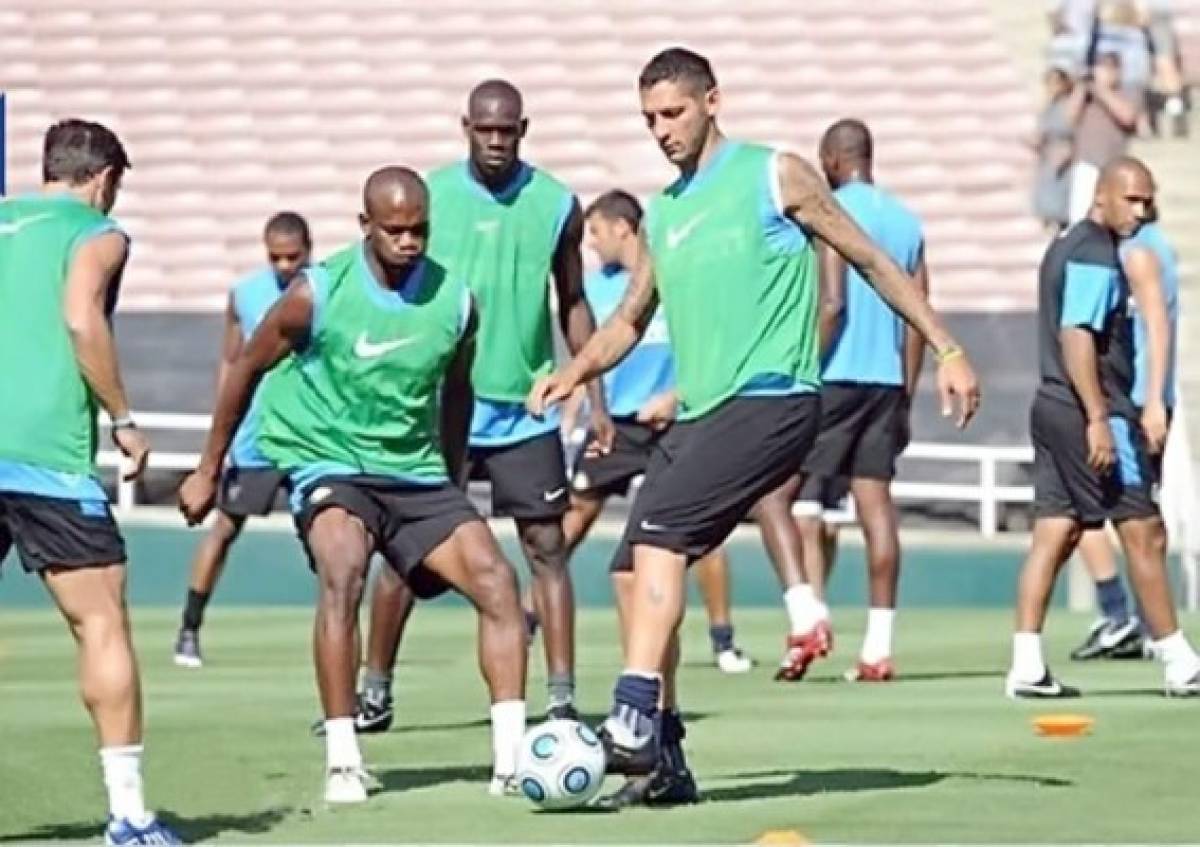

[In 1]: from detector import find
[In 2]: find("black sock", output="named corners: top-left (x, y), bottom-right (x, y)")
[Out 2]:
top-left (182, 589), bottom-right (210, 631)
top-left (1096, 577), bottom-right (1130, 626)
top-left (709, 623), bottom-right (734, 653)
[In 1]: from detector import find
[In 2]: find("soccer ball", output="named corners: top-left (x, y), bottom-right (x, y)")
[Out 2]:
top-left (516, 719), bottom-right (606, 810)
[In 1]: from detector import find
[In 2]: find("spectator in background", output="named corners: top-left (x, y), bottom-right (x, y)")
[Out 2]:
top-left (1068, 49), bottom-right (1142, 222)
top-left (1048, 0), bottom-right (1099, 71)
top-left (1032, 65), bottom-right (1078, 233)
top-left (1140, 0), bottom-right (1188, 136)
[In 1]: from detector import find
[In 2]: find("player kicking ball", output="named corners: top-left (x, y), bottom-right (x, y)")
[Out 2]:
top-left (180, 167), bottom-right (529, 803)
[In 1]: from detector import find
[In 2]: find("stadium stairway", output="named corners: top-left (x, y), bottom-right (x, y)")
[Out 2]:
top-left (1, 0), bottom-right (1042, 311)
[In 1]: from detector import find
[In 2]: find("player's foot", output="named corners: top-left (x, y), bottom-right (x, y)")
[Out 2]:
top-left (104, 815), bottom-right (182, 846)
top-left (355, 690), bottom-right (394, 733)
top-left (715, 647), bottom-right (754, 674)
top-left (546, 702), bottom-right (579, 721)
top-left (1164, 669), bottom-right (1200, 698)
top-left (324, 766), bottom-right (369, 804)
top-left (596, 722), bottom-right (658, 776)
top-left (599, 765), bottom-right (701, 809)
top-left (775, 620), bottom-right (833, 682)
top-left (172, 628), bottom-right (202, 669)
top-left (488, 773), bottom-right (521, 797)
top-left (1070, 617), bottom-right (1141, 661)
top-left (1004, 668), bottom-right (1081, 699)
top-left (844, 657), bottom-right (895, 682)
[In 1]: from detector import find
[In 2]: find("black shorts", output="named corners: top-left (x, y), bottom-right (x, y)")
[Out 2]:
top-left (795, 474), bottom-right (851, 514)
top-left (467, 431), bottom-right (569, 520)
top-left (802, 383), bottom-right (908, 481)
top-left (1030, 390), bottom-right (1158, 527)
top-left (216, 466), bottom-right (286, 518)
top-left (572, 418), bottom-right (659, 498)
top-left (0, 492), bottom-right (126, 573)
top-left (293, 477), bottom-right (481, 599)
top-left (611, 393), bottom-right (820, 572)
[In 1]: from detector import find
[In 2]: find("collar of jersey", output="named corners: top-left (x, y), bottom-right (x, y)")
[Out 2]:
top-left (355, 243), bottom-right (427, 312)
top-left (671, 140), bottom-right (739, 199)
top-left (461, 159), bottom-right (532, 203)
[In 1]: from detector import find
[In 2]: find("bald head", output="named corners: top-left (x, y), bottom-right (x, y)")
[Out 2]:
top-left (463, 79), bottom-right (528, 185)
top-left (363, 166), bottom-right (427, 217)
top-left (1092, 156), bottom-right (1155, 238)
top-left (819, 118), bottom-right (873, 188)
top-left (467, 79), bottom-right (524, 123)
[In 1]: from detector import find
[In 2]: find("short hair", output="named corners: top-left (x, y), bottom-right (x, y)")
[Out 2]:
top-left (821, 118), bottom-right (874, 162)
top-left (264, 211), bottom-right (312, 246)
top-left (42, 119), bottom-right (131, 185)
top-left (585, 190), bottom-right (643, 230)
top-left (638, 47), bottom-right (717, 94)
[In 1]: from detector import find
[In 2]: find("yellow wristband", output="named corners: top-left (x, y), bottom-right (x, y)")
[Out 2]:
top-left (936, 346), bottom-right (964, 364)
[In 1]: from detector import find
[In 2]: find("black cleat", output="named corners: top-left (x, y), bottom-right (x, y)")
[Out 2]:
top-left (598, 766), bottom-right (701, 809)
top-left (310, 691), bottom-right (394, 736)
top-left (1070, 617), bottom-right (1141, 661)
top-left (546, 702), bottom-right (579, 721)
top-left (1005, 668), bottom-right (1081, 699)
top-left (596, 723), bottom-right (658, 777)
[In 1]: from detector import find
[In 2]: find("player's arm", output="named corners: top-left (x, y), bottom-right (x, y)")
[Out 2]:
top-left (440, 298), bottom-right (478, 487)
top-left (817, 238), bottom-right (846, 358)
top-left (215, 293), bottom-right (244, 400)
top-left (62, 229), bottom-right (148, 480)
top-left (180, 278), bottom-right (313, 524)
top-left (904, 245), bottom-right (931, 398)
top-left (552, 197), bottom-right (614, 451)
top-left (776, 152), bottom-right (979, 426)
top-left (529, 227), bottom-right (658, 415)
top-left (1123, 245), bottom-right (1171, 452)
top-left (1058, 266), bottom-right (1118, 471)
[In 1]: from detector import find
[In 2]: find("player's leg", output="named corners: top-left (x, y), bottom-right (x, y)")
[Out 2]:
top-left (1071, 527), bottom-right (1142, 660)
top-left (174, 510), bottom-right (245, 668)
top-left (358, 563), bottom-right (415, 732)
top-left (563, 491), bottom-right (607, 553)
top-left (418, 517), bottom-right (528, 790)
top-left (846, 476), bottom-right (899, 681)
top-left (693, 549), bottom-right (752, 672)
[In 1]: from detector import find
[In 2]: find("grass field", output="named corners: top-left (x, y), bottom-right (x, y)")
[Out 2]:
top-left (1, 606), bottom-right (1197, 844)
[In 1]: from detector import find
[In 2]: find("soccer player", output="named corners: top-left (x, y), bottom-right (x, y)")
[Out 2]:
top-left (0, 120), bottom-right (180, 845)
top-left (179, 167), bottom-right (529, 803)
top-left (1006, 156), bottom-right (1200, 698)
top-left (1069, 203), bottom-right (1178, 661)
top-left (528, 48), bottom-right (980, 803)
top-left (782, 118), bottom-right (929, 682)
top-left (173, 212), bottom-right (311, 668)
top-left (357, 79), bottom-right (608, 723)
top-left (569, 188), bottom-right (752, 674)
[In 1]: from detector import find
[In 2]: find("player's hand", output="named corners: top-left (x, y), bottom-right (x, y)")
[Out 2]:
top-left (112, 425), bottom-right (151, 482)
top-left (1092, 61), bottom-right (1119, 90)
top-left (1086, 419), bottom-right (1116, 473)
top-left (178, 468), bottom-right (218, 527)
top-left (636, 391), bottom-right (678, 432)
top-left (934, 350), bottom-right (981, 428)
top-left (1141, 401), bottom-right (1169, 454)
top-left (588, 407), bottom-right (615, 457)
top-left (527, 370), bottom-right (579, 418)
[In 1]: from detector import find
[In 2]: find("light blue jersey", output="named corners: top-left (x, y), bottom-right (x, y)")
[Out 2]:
top-left (821, 182), bottom-right (924, 386)
top-left (585, 266), bottom-right (675, 417)
top-left (1121, 223), bottom-right (1179, 410)
top-left (229, 268), bottom-right (287, 467)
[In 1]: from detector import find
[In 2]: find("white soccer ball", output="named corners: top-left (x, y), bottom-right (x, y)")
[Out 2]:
top-left (516, 719), bottom-right (606, 810)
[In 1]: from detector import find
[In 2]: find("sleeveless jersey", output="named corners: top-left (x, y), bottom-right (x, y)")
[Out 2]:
top-left (228, 269), bottom-right (287, 468)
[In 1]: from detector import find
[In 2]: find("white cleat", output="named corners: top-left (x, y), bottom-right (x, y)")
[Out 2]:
top-left (488, 773), bottom-right (520, 797)
top-left (716, 647), bottom-right (754, 674)
top-left (324, 767), bottom-right (369, 804)
top-left (1164, 669), bottom-right (1200, 698)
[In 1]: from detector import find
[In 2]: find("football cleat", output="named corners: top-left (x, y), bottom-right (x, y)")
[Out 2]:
top-left (546, 701), bottom-right (580, 721)
top-left (715, 647), bottom-right (754, 674)
top-left (844, 657), bottom-right (895, 682)
top-left (1070, 617), bottom-right (1142, 661)
top-left (1164, 669), bottom-right (1200, 698)
top-left (488, 773), bottom-right (521, 797)
top-left (775, 620), bottom-right (833, 681)
top-left (311, 691), bottom-right (394, 736)
top-left (599, 765), bottom-right (701, 809)
top-left (1004, 668), bottom-right (1081, 699)
top-left (172, 628), bottom-right (202, 669)
top-left (105, 815), bottom-right (182, 846)
top-left (324, 766), bottom-right (369, 804)
top-left (596, 722), bottom-right (658, 777)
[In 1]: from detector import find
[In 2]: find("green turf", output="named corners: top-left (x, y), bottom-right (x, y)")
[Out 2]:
top-left (0, 607), bottom-right (1196, 844)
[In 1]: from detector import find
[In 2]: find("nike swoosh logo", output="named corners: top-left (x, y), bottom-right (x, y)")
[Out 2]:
top-left (0, 213), bottom-right (54, 236)
top-left (353, 332), bottom-right (421, 359)
top-left (665, 212), bottom-right (708, 249)
top-left (542, 487), bottom-right (566, 502)
top-left (640, 519), bottom-right (668, 532)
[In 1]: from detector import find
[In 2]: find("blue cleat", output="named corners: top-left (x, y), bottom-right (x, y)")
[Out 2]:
top-left (105, 815), bottom-right (183, 846)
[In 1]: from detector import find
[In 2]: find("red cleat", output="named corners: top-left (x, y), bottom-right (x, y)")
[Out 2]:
top-left (844, 657), bottom-right (895, 682)
top-left (774, 620), bottom-right (833, 681)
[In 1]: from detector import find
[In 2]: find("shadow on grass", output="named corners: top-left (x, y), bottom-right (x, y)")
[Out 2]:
top-left (800, 670), bottom-right (1005, 685)
top-left (1081, 687), bottom-right (1164, 698)
top-left (389, 711), bottom-right (708, 735)
top-left (0, 807), bottom-right (292, 844)
top-left (702, 767), bottom-right (1071, 803)
top-left (374, 763), bottom-right (493, 794)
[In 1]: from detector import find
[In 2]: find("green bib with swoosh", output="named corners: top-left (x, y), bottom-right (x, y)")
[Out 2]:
top-left (257, 243), bottom-right (467, 481)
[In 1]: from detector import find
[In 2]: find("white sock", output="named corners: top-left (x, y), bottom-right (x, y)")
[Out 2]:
top-left (1010, 632), bottom-right (1046, 682)
top-left (783, 584), bottom-right (829, 636)
top-left (324, 717), bottom-right (362, 771)
top-left (490, 700), bottom-right (526, 778)
top-left (99, 745), bottom-right (151, 825)
top-left (1152, 630), bottom-right (1200, 683)
top-left (860, 608), bottom-right (895, 663)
